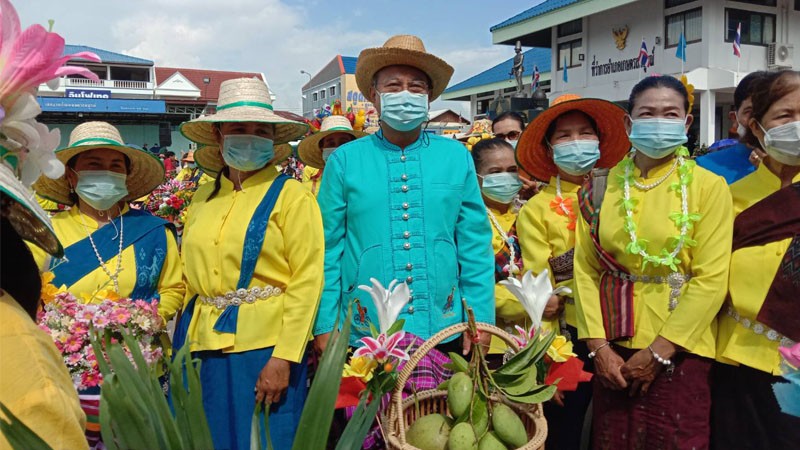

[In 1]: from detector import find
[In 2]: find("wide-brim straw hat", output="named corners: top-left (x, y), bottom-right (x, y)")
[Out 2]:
top-left (181, 151), bottom-right (194, 163)
top-left (1, 162), bottom-right (62, 257)
top-left (180, 78), bottom-right (308, 174)
top-left (34, 121), bottom-right (165, 206)
top-left (516, 94), bottom-right (630, 182)
top-left (298, 115), bottom-right (366, 169)
top-left (356, 35), bottom-right (454, 101)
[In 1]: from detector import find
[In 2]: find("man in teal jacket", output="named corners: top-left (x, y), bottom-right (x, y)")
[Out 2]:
top-left (313, 35), bottom-right (495, 354)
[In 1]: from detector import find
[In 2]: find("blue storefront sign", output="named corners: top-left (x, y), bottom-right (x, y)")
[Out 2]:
top-left (37, 97), bottom-right (166, 114)
top-left (66, 89), bottom-right (111, 99)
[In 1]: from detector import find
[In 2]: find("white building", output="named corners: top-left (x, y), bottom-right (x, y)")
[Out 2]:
top-left (490, 0), bottom-right (800, 147)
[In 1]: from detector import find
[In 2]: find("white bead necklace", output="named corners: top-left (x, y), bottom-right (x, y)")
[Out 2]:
top-left (631, 154), bottom-right (679, 191)
top-left (78, 211), bottom-right (124, 293)
top-left (486, 207), bottom-right (519, 276)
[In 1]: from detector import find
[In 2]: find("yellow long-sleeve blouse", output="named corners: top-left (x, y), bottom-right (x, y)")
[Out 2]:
top-left (0, 292), bottom-right (88, 450)
top-left (180, 167), bottom-right (324, 363)
top-left (30, 206), bottom-right (185, 321)
top-left (301, 166), bottom-right (323, 197)
top-left (574, 154), bottom-right (733, 358)
top-left (716, 163), bottom-right (800, 374)
top-left (487, 206), bottom-right (527, 353)
top-left (518, 176), bottom-right (580, 330)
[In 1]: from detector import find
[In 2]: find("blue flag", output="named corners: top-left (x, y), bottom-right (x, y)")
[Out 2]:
top-left (563, 56), bottom-right (568, 83)
top-left (676, 32), bottom-right (687, 62)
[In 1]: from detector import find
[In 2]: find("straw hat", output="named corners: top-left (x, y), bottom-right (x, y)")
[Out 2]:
top-left (1, 162), bottom-right (62, 256)
top-left (34, 122), bottom-right (165, 206)
top-left (516, 95), bottom-right (630, 182)
top-left (298, 115), bottom-right (366, 169)
top-left (180, 78), bottom-right (308, 174)
top-left (356, 35), bottom-right (454, 101)
top-left (181, 151), bottom-right (194, 163)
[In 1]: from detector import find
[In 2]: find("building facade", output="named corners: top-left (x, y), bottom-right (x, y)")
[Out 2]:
top-left (490, 0), bottom-right (800, 147)
top-left (301, 55), bottom-right (375, 120)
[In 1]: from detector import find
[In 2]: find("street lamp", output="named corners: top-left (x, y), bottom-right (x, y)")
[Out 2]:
top-left (300, 70), bottom-right (312, 82)
top-left (202, 76), bottom-right (211, 115)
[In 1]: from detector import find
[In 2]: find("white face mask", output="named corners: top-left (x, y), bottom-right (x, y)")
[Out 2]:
top-left (321, 147), bottom-right (336, 162)
top-left (759, 120), bottom-right (800, 166)
top-left (735, 113), bottom-right (748, 139)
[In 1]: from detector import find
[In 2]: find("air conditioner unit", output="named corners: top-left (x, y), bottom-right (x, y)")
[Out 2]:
top-left (767, 42), bottom-right (794, 69)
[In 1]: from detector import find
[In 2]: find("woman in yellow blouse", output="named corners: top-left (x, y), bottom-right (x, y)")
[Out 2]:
top-left (30, 122), bottom-right (183, 448)
top-left (298, 115), bottom-right (365, 197)
top-left (714, 70), bottom-right (800, 450)
top-left (468, 138), bottom-right (526, 354)
top-left (176, 77), bottom-right (322, 450)
top-left (574, 75), bottom-right (733, 449)
top-left (515, 94), bottom-right (629, 449)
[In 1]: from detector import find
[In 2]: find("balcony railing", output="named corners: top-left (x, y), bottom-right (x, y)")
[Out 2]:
top-left (60, 78), bottom-right (154, 90)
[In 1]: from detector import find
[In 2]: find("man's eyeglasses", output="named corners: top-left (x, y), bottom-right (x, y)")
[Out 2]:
top-left (494, 130), bottom-right (522, 141)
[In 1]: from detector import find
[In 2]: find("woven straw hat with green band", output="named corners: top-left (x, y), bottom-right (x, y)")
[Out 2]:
top-left (298, 115), bottom-right (366, 169)
top-left (180, 78), bottom-right (309, 175)
top-left (33, 121), bottom-right (165, 206)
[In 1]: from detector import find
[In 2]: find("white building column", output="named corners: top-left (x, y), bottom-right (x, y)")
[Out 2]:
top-left (698, 90), bottom-right (716, 148)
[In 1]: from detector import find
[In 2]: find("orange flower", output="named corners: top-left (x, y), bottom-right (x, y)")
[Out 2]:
top-left (40, 272), bottom-right (66, 305)
top-left (550, 196), bottom-right (577, 230)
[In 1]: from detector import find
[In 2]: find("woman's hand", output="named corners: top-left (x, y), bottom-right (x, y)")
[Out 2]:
top-left (255, 357), bottom-right (291, 404)
top-left (462, 330), bottom-right (492, 356)
top-left (620, 337), bottom-right (677, 397)
top-left (587, 339), bottom-right (627, 391)
top-left (313, 332), bottom-right (331, 356)
top-left (542, 294), bottom-right (564, 320)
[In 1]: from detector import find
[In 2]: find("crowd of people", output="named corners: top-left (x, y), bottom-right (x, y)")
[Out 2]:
top-left (1, 16), bottom-right (799, 450)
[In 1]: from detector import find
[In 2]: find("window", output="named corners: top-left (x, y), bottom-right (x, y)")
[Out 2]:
top-left (665, 7), bottom-right (702, 48)
top-left (795, 0), bottom-right (800, 11)
top-left (733, 0), bottom-right (776, 6)
top-left (558, 39), bottom-right (582, 69)
top-left (725, 9), bottom-right (776, 46)
top-left (312, 92), bottom-right (318, 102)
top-left (329, 86), bottom-right (336, 96)
top-left (557, 19), bottom-right (582, 37)
top-left (320, 89), bottom-right (326, 99)
top-left (665, 0), bottom-right (696, 8)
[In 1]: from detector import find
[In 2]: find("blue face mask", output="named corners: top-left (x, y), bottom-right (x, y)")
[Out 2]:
top-left (507, 139), bottom-right (518, 149)
top-left (628, 118), bottom-right (688, 159)
top-left (379, 91), bottom-right (429, 132)
top-left (321, 147), bottom-right (336, 163)
top-left (222, 134), bottom-right (274, 171)
top-left (75, 170), bottom-right (128, 211)
top-left (480, 172), bottom-right (523, 204)
top-left (552, 140), bottom-right (601, 176)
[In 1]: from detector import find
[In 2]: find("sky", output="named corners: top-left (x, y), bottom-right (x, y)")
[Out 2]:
top-left (18, 0), bottom-right (544, 116)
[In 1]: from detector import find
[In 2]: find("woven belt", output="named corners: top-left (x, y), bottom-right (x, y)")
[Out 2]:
top-left (199, 286), bottom-right (283, 310)
top-left (607, 271), bottom-right (692, 311)
top-left (726, 306), bottom-right (795, 348)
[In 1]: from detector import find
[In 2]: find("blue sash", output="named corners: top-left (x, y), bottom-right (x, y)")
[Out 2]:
top-left (51, 209), bottom-right (172, 302)
top-left (172, 174), bottom-right (290, 351)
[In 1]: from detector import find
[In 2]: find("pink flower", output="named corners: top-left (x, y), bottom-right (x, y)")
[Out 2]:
top-left (93, 314), bottom-right (110, 329)
top-left (110, 307), bottom-right (131, 324)
top-left (779, 342), bottom-right (800, 368)
top-left (66, 352), bottom-right (83, 367)
top-left (69, 321), bottom-right (88, 336)
top-left (64, 335), bottom-right (82, 353)
top-left (513, 325), bottom-right (538, 348)
top-left (353, 331), bottom-right (409, 363)
top-left (81, 369), bottom-right (102, 388)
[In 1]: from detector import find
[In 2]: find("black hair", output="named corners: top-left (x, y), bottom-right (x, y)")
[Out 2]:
top-left (734, 71), bottom-right (770, 110)
top-left (207, 166), bottom-right (228, 201)
top-left (544, 110), bottom-right (599, 145)
top-left (628, 75), bottom-right (689, 114)
top-left (0, 212), bottom-right (42, 320)
top-left (471, 138), bottom-right (514, 173)
top-left (492, 111), bottom-right (526, 132)
top-left (165, 151), bottom-right (175, 158)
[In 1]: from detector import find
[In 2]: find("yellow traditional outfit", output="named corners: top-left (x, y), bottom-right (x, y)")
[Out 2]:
top-left (175, 166), bottom-right (213, 186)
top-left (301, 166), bottom-right (323, 196)
top-left (297, 115), bottom-right (366, 198)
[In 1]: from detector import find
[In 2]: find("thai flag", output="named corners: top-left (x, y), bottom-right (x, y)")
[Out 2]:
top-left (733, 22), bottom-right (742, 57)
top-left (639, 39), bottom-right (649, 72)
top-left (532, 65), bottom-right (540, 91)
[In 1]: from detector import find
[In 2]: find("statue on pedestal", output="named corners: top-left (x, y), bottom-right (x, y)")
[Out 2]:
top-left (510, 40), bottom-right (525, 97)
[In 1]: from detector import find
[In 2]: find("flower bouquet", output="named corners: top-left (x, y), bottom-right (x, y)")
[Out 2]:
top-left (37, 278), bottom-right (165, 391)
top-left (774, 342), bottom-right (800, 418)
top-left (143, 178), bottom-right (196, 229)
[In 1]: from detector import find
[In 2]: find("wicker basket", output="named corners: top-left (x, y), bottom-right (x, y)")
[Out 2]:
top-left (385, 322), bottom-right (548, 450)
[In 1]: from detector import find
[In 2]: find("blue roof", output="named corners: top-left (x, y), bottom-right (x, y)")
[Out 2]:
top-left (64, 45), bottom-right (153, 65)
top-left (490, 0), bottom-right (581, 31)
top-left (445, 47), bottom-right (551, 94)
top-left (341, 56), bottom-right (358, 74)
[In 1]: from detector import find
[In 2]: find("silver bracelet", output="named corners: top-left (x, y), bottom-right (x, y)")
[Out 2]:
top-left (648, 345), bottom-right (672, 366)
top-left (588, 341), bottom-right (611, 359)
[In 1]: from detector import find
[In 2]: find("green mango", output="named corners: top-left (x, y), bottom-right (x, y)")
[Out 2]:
top-left (447, 372), bottom-right (473, 418)
top-left (491, 403), bottom-right (527, 449)
top-left (406, 413), bottom-right (451, 450)
top-left (447, 422), bottom-right (477, 450)
top-left (478, 432), bottom-right (509, 450)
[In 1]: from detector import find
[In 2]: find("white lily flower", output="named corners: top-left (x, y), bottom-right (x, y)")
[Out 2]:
top-left (358, 278), bottom-right (411, 334)
top-left (499, 269), bottom-right (572, 330)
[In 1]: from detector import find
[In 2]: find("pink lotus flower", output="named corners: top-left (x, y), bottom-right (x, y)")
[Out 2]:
top-left (780, 342), bottom-right (800, 368)
top-left (353, 331), bottom-right (409, 363)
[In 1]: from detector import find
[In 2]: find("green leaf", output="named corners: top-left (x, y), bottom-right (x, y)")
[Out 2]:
top-left (503, 384), bottom-right (558, 404)
top-left (494, 342), bottom-right (538, 376)
top-left (436, 380), bottom-right (450, 391)
top-left (291, 306), bottom-right (354, 450)
top-left (499, 365), bottom-right (539, 396)
top-left (447, 352), bottom-right (470, 373)
top-left (335, 394), bottom-right (382, 450)
top-left (369, 322), bottom-right (379, 339)
top-left (386, 319), bottom-right (405, 337)
top-left (0, 401), bottom-right (54, 450)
